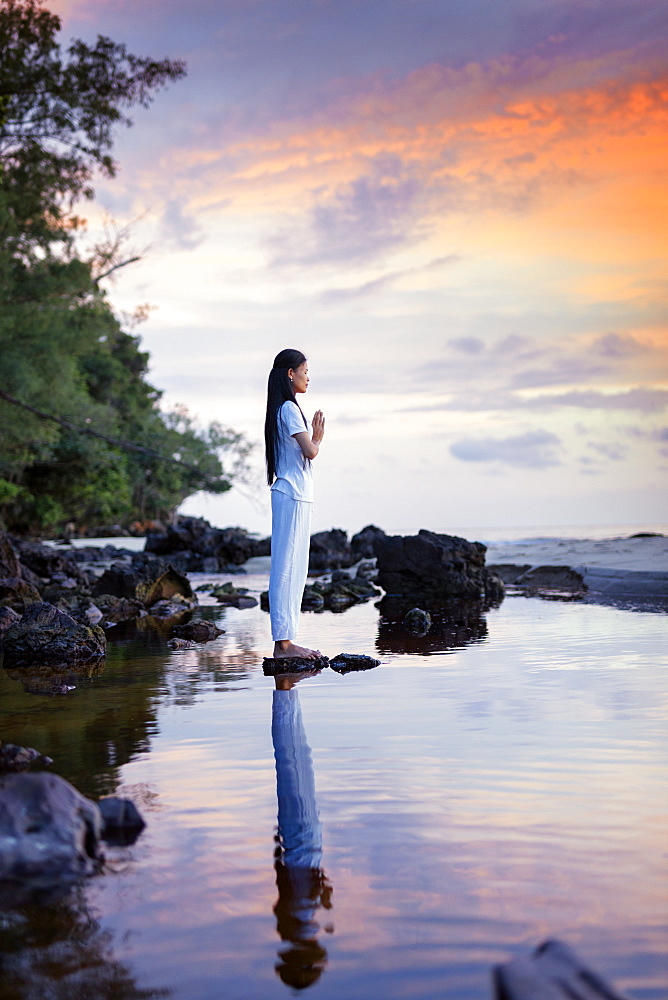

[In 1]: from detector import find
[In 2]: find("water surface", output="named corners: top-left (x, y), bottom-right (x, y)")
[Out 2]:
top-left (1, 576), bottom-right (666, 999)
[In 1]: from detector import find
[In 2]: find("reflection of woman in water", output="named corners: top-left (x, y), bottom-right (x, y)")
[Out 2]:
top-left (265, 349), bottom-right (325, 661)
top-left (272, 674), bottom-right (332, 990)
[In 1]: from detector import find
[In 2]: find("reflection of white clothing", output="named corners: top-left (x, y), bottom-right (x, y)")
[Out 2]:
top-left (269, 490), bottom-right (311, 641)
top-left (272, 689), bottom-right (322, 870)
top-left (271, 400), bottom-right (313, 502)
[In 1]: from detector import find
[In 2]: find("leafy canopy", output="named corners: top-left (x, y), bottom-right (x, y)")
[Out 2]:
top-left (0, 1), bottom-right (252, 533)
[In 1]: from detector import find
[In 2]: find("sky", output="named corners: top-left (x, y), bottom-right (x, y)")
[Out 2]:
top-left (54, 0), bottom-right (668, 537)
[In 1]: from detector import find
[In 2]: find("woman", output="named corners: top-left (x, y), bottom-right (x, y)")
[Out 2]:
top-left (265, 349), bottom-right (325, 659)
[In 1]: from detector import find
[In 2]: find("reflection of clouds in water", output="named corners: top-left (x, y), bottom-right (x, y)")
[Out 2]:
top-left (272, 688), bottom-right (333, 990)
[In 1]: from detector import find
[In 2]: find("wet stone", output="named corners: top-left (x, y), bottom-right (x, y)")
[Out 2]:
top-left (329, 653), bottom-right (381, 674)
top-left (263, 655), bottom-right (329, 675)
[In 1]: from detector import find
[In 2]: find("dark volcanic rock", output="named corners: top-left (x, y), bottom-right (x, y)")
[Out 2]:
top-left (0, 772), bottom-right (103, 884)
top-left (493, 937), bottom-right (628, 1000)
top-left (351, 524), bottom-right (386, 559)
top-left (0, 576), bottom-right (42, 611)
top-left (309, 528), bottom-right (356, 571)
top-left (93, 555), bottom-right (195, 608)
top-left (0, 531), bottom-right (22, 578)
top-left (3, 602), bottom-right (106, 666)
top-left (211, 582), bottom-right (258, 608)
top-left (374, 529), bottom-right (505, 603)
top-left (0, 742), bottom-right (53, 773)
top-left (262, 655), bottom-right (329, 675)
top-left (97, 796), bottom-right (145, 846)
top-left (145, 516), bottom-right (257, 566)
top-left (94, 594), bottom-right (145, 624)
top-left (0, 605), bottom-right (22, 639)
top-left (172, 620), bottom-right (225, 642)
top-left (329, 652), bottom-right (380, 674)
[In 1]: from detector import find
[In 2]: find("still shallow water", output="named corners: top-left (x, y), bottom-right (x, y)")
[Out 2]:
top-left (1, 573), bottom-right (667, 1000)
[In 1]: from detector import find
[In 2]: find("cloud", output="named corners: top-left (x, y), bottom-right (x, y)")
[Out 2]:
top-left (160, 199), bottom-right (206, 250)
top-left (587, 441), bottom-right (627, 461)
top-left (450, 430), bottom-right (562, 467)
top-left (592, 332), bottom-right (650, 358)
top-left (449, 337), bottom-right (484, 355)
top-left (317, 254), bottom-right (460, 303)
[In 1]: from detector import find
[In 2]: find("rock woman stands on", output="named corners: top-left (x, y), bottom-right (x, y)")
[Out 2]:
top-left (265, 349), bottom-right (325, 659)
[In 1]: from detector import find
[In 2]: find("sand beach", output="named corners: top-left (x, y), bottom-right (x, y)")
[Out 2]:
top-left (484, 532), bottom-right (668, 599)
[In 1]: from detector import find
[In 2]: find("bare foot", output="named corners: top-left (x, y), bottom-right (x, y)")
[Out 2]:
top-left (273, 641), bottom-right (322, 660)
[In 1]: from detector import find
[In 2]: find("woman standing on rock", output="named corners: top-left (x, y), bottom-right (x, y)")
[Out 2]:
top-left (265, 349), bottom-right (325, 659)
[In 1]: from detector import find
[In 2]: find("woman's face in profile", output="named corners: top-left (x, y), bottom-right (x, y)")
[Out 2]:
top-left (290, 362), bottom-right (309, 394)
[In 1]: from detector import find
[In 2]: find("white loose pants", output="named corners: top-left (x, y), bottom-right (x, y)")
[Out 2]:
top-left (269, 489), bottom-right (312, 641)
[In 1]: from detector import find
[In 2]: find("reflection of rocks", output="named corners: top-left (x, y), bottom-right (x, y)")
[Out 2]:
top-left (3, 659), bottom-right (105, 696)
top-left (3, 603), bottom-right (106, 666)
top-left (377, 596), bottom-right (490, 655)
top-left (0, 883), bottom-right (168, 998)
top-left (0, 772), bottom-right (103, 885)
top-left (375, 529), bottom-right (505, 603)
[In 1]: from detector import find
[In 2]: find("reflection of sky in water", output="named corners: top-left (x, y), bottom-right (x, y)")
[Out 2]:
top-left (1, 590), bottom-right (666, 999)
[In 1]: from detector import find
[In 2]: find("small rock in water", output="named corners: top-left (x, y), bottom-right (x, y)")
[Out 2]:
top-left (402, 607), bottom-right (432, 634)
top-left (329, 652), bottom-right (381, 674)
top-left (172, 620), bottom-right (224, 642)
top-left (0, 742), bottom-right (53, 772)
top-left (166, 637), bottom-right (196, 650)
top-left (98, 796), bottom-right (146, 846)
top-left (263, 655), bottom-right (329, 676)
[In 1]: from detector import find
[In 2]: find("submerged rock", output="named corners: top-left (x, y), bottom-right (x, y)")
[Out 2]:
top-left (402, 607), bottom-right (432, 634)
top-left (97, 796), bottom-right (145, 846)
top-left (493, 938), bottom-right (629, 1000)
top-left (329, 652), bottom-right (380, 674)
top-left (0, 772), bottom-right (103, 885)
top-left (3, 602), bottom-right (106, 666)
top-left (166, 637), bottom-right (197, 650)
top-left (0, 742), bottom-right (53, 773)
top-left (172, 620), bottom-right (225, 642)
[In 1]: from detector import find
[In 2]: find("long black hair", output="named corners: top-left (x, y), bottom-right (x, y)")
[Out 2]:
top-left (265, 348), bottom-right (309, 485)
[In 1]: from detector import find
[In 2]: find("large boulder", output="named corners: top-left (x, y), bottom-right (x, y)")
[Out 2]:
top-left (145, 516), bottom-right (257, 567)
top-left (2, 602), bottom-right (106, 666)
top-left (374, 529), bottom-right (505, 603)
top-left (0, 772), bottom-right (103, 885)
top-left (93, 554), bottom-right (195, 608)
top-left (308, 528), bottom-right (356, 571)
top-left (0, 530), bottom-right (22, 578)
top-left (0, 576), bottom-right (42, 610)
top-left (350, 524), bottom-right (386, 559)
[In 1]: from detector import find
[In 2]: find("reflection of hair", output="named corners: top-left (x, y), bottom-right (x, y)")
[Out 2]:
top-left (265, 348), bottom-right (308, 486)
top-left (273, 859), bottom-right (332, 990)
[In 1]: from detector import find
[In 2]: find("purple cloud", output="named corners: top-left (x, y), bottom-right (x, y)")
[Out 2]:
top-left (450, 430), bottom-right (562, 468)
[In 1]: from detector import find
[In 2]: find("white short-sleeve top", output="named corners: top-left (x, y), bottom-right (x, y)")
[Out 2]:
top-left (271, 400), bottom-right (313, 502)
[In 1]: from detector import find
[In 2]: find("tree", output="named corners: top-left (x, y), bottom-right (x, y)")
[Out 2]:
top-left (0, 0), bottom-right (252, 533)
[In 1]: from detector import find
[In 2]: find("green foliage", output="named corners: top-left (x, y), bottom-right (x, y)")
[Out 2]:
top-left (0, 1), bottom-right (252, 534)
